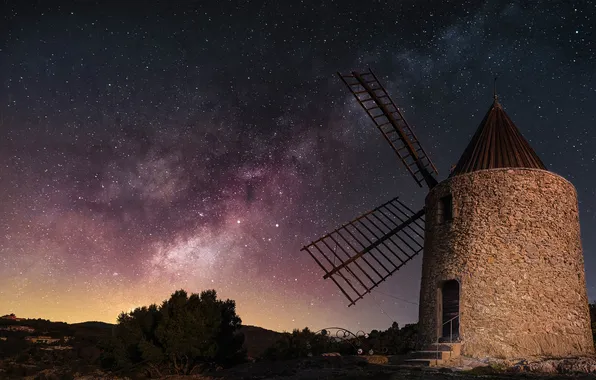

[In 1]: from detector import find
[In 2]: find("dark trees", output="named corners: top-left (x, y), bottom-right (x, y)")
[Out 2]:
top-left (263, 327), bottom-right (346, 360)
top-left (110, 289), bottom-right (245, 375)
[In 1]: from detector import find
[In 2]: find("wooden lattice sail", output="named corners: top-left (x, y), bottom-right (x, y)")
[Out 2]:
top-left (303, 69), bottom-right (438, 306)
top-left (301, 197), bottom-right (425, 306)
top-left (338, 69), bottom-right (438, 189)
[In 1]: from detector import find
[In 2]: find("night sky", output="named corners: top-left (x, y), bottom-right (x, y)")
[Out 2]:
top-left (1, 0), bottom-right (595, 333)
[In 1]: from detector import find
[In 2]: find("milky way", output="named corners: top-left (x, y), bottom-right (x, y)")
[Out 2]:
top-left (0, 0), bottom-right (595, 332)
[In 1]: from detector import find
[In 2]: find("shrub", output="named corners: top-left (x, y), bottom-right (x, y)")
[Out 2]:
top-left (263, 322), bottom-right (421, 360)
top-left (366, 322), bottom-right (420, 355)
top-left (110, 289), bottom-right (245, 375)
top-left (263, 328), bottom-right (351, 360)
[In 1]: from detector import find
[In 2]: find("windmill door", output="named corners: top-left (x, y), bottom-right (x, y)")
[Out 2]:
top-left (441, 280), bottom-right (460, 341)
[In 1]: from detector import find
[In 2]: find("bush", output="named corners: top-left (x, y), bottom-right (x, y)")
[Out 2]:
top-left (263, 323), bottom-right (420, 360)
top-left (365, 322), bottom-right (420, 355)
top-left (263, 328), bottom-right (347, 360)
top-left (0, 338), bottom-right (31, 359)
top-left (109, 289), bottom-right (245, 375)
top-left (15, 352), bottom-right (30, 364)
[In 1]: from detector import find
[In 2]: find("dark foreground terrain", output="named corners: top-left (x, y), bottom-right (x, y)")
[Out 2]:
top-left (195, 356), bottom-right (596, 380)
top-left (1, 316), bottom-right (595, 379)
top-left (16, 355), bottom-right (596, 380)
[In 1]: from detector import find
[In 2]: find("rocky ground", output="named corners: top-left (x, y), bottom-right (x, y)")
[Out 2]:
top-left (203, 355), bottom-right (596, 380)
top-left (450, 355), bottom-right (596, 374)
top-left (7, 355), bottom-right (596, 379)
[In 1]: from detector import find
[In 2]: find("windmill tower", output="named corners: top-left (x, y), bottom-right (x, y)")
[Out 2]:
top-left (302, 69), bottom-right (594, 359)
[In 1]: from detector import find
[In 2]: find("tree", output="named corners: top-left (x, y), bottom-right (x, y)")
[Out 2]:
top-left (110, 289), bottom-right (245, 375)
top-left (263, 327), bottom-right (350, 360)
top-left (366, 322), bottom-right (420, 355)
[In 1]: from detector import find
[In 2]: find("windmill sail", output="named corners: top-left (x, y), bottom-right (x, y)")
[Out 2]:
top-left (338, 69), bottom-right (438, 189)
top-left (302, 197), bottom-right (425, 306)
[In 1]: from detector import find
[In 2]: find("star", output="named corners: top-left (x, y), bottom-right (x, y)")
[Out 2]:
top-left (0, 0), bottom-right (593, 335)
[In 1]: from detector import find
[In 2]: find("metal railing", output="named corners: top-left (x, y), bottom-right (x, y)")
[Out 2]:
top-left (308, 327), bottom-right (374, 356)
top-left (435, 314), bottom-right (459, 361)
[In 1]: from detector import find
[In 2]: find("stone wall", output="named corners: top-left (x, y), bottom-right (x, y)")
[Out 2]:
top-left (418, 168), bottom-right (594, 359)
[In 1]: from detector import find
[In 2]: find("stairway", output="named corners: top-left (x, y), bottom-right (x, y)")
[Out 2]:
top-left (404, 342), bottom-right (461, 367)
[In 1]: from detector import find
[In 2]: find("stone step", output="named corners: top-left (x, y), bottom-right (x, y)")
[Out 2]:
top-left (424, 342), bottom-right (462, 357)
top-left (404, 358), bottom-right (442, 367)
top-left (410, 350), bottom-right (452, 361)
top-left (423, 343), bottom-right (452, 352)
top-left (438, 336), bottom-right (461, 343)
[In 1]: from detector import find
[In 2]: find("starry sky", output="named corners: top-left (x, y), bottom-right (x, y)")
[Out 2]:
top-left (0, 0), bottom-right (595, 333)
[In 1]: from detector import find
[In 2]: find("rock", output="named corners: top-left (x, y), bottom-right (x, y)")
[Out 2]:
top-left (524, 360), bottom-right (558, 373)
top-left (364, 355), bottom-right (388, 365)
top-left (557, 357), bottom-right (596, 373)
top-left (508, 356), bottom-right (596, 374)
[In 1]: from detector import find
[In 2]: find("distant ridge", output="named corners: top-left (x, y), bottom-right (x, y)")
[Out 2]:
top-left (1, 316), bottom-right (283, 359)
top-left (240, 325), bottom-right (283, 358)
top-left (71, 321), bottom-right (114, 329)
top-left (67, 323), bottom-right (283, 358)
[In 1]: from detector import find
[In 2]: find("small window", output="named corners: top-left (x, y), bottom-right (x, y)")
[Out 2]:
top-left (437, 194), bottom-right (453, 223)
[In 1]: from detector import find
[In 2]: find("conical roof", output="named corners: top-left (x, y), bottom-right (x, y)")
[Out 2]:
top-left (450, 98), bottom-right (546, 177)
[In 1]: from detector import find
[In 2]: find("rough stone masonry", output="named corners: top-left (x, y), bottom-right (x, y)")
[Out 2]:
top-left (419, 168), bottom-right (594, 359)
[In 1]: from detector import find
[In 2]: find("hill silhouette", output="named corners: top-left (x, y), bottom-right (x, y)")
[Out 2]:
top-left (70, 321), bottom-right (113, 329)
top-left (0, 317), bottom-right (281, 360)
top-left (239, 325), bottom-right (283, 358)
top-left (67, 321), bottom-right (281, 357)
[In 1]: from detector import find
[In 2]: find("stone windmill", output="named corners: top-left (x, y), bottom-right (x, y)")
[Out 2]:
top-left (302, 69), bottom-right (594, 359)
